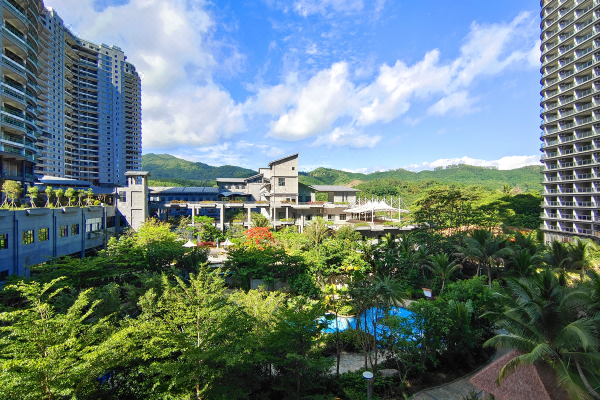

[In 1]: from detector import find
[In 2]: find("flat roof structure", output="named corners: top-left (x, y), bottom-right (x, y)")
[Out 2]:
top-left (215, 178), bottom-right (248, 183)
top-left (149, 187), bottom-right (220, 194)
top-left (310, 185), bottom-right (361, 192)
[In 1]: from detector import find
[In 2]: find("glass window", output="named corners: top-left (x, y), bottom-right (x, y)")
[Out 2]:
top-left (118, 191), bottom-right (126, 202)
top-left (306, 215), bottom-right (312, 221)
top-left (278, 178), bottom-right (285, 187)
top-left (59, 225), bottom-right (68, 238)
top-left (339, 214), bottom-right (346, 221)
top-left (279, 212), bottom-right (285, 219)
top-left (71, 224), bottom-right (79, 235)
top-left (22, 230), bottom-right (34, 245)
top-left (0, 234), bottom-right (8, 249)
top-left (86, 218), bottom-right (102, 232)
top-left (0, 270), bottom-right (8, 281)
top-left (107, 216), bottom-right (116, 228)
top-left (39, 228), bottom-right (49, 242)
top-left (328, 214), bottom-right (334, 221)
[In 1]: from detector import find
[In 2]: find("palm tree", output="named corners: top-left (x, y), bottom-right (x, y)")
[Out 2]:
top-left (544, 240), bottom-right (573, 286)
top-left (508, 249), bottom-right (542, 278)
top-left (512, 230), bottom-right (539, 255)
top-left (454, 229), bottom-right (512, 288)
top-left (304, 216), bottom-right (329, 246)
top-left (570, 239), bottom-right (597, 280)
top-left (251, 213), bottom-right (271, 228)
top-left (502, 184), bottom-right (513, 194)
top-left (425, 253), bottom-right (461, 295)
top-left (484, 269), bottom-right (599, 400)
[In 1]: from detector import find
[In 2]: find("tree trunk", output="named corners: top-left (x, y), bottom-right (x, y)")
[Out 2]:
top-left (487, 264), bottom-right (492, 288)
top-left (576, 361), bottom-right (600, 399)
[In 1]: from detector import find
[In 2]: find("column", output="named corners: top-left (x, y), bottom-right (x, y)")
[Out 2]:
top-left (285, 207), bottom-right (289, 219)
top-left (219, 205), bottom-right (225, 231)
top-left (247, 207), bottom-right (251, 224)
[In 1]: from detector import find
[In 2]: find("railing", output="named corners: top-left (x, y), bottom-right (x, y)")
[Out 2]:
top-left (2, 106), bottom-right (23, 118)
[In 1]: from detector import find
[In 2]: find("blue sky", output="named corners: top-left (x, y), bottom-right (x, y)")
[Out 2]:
top-left (51, 0), bottom-right (542, 172)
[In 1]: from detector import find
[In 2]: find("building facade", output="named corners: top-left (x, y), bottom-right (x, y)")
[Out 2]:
top-left (540, 0), bottom-right (600, 242)
top-left (34, 7), bottom-right (141, 187)
top-left (0, 0), bottom-right (45, 192)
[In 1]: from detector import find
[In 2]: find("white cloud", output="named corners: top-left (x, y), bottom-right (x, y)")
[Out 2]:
top-left (405, 155), bottom-right (541, 172)
top-left (249, 12), bottom-right (539, 148)
top-left (49, 0), bottom-right (246, 149)
top-left (427, 91), bottom-right (478, 116)
top-left (311, 126), bottom-right (381, 148)
top-left (292, 0), bottom-right (364, 16)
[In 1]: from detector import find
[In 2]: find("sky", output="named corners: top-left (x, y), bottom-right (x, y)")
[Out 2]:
top-left (48, 0), bottom-right (542, 172)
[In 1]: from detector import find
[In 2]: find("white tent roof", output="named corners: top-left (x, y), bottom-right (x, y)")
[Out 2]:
top-left (222, 238), bottom-right (234, 246)
top-left (345, 200), bottom-right (409, 214)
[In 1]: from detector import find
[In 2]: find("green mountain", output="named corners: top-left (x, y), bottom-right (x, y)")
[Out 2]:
top-left (300, 164), bottom-right (543, 192)
top-left (142, 154), bottom-right (257, 183)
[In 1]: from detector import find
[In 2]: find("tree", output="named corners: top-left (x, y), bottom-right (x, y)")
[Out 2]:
top-left (65, 188), bottom-right (75, 207)
top-left (570, 238), bottom-right (597, 279)
top-left (508, 248), bottom-right (541, 278)
top-left (426, 253), bottom-right (461, 295)
top-left (454, 229), bottom-right (512, 288)
top-left (544, 240), bottom-right (572, 285)
top-left (245, 227), bottom-right (275, 248)
top-left (26, 185), bottom-right (38, 208)
top-left (484, 269), bottom-right (600, 400)
top-left (77, 190), bottom-right (86, 207)
top-left (0, 278), bottom-right (122, 399)
top-left (251, 212), bottom-right (271, 228)
top-left (86, 188), bottom-right (94, 206)
top-left (1, 180), bottom-right (21, 209)
top-left (44, 186), bottom-right (53, 207)
top-left (54, 188), bottom-right (64, 207)
top-left (304, 217), bottom-right (330, 246)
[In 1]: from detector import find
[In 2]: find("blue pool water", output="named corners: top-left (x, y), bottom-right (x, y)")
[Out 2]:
top-left (320, 306), bottom-right (413, 336)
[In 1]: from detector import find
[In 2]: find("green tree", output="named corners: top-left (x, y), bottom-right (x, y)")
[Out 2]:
top-left (1, 180), bottom-right (21, 209)
top-left (508, 248), bottom-right (542, 278)
top-left (54, 188), bottom-right (64, 207)
top-left (484, 269), bottom-right (600, 400)
top-left (454, 229), bottom-right (512, 288)
top-left (44, 186), bottom-right (53, 207)
top-left (425, 253), bottom-right (461, 295)
top-left (86, 188), bottom-right (94, 206)
top-left (64, 188), bottom-right (75, 207)
top-left (251, 212), bottom-right (271, 228)
top-left (304, 217), bottom-right (330, 246)
top-left (0, 278), bottom-right (121, 399)
top-left (77, 190), bottom-right (86, 207)
top-left (26, 185), bottom-right (39, 208)
top-left (544, 240), bottom-right (573, 285)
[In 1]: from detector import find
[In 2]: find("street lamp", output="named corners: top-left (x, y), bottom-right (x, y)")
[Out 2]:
top-left (362, 371), bottom-right (374, 400)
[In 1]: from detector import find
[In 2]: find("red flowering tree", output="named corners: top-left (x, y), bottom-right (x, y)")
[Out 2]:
top-left (244, 227), bottom-right (274, 249)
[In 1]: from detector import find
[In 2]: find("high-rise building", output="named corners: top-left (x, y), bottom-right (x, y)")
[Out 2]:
top-left (0, 0), bottom-right (45, 191)
top-left (35, 7), bottom-right (141, 187)
top-left (540, 0), bottom-right (600, 242)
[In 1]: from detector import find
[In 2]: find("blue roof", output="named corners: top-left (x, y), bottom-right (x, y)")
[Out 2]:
top-left (149, 187), bottom-right (219, 194)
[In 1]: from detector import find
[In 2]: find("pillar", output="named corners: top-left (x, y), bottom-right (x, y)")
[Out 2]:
top-left (285, 207), bottom-right (289, 219)
top-left (219, 205), bottom-right (225, 232)
top-left (247, 207), bottom-right (251, 224)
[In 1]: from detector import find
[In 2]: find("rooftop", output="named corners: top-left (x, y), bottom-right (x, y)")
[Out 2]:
top-left (216, 178), bottom-right (248, 183)
top-left (149, 187), bottom-right (219, 194)
top-left (309, 185), bottom-right (361, 193)
top-left (37, 176), bottom-right (92, 187)
top-left (125, 171), bottom-right (151, 176)
top-left (268, 153), bottom-right (299, 166)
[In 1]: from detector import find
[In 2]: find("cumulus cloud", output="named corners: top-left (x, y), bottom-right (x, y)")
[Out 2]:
top-left (405, 155), bottom-right (541, 172)
top-left (311, 126), bottom-right (381, 148)
top-left (249, 11), bottom-right (539, 148)
top-left (49, 0), bottom-right (246, 149)
top-left (427, 91), bottom-right (478, 116)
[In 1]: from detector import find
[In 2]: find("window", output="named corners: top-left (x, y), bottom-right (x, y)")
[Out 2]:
top-left (22, 230), bottom-right (34, 245)
top-left (39, 228), bottom-right (49, 242)
top-left (306, 215), bottom-right (312, 221)
top-left (0, 234), bottom-right (7, 249)
top-left (278, 212), bottom-right (285, 219)
top-left (107, 216), bottom-right (116, 228)
top-left (0, 270), bottom-right (8, 281)
top-left (118, 191), bottom-right (126, 202)
top-left (71, 224), bottom-right (79, 235)
top-left (59, 225), bottom-right (68, 238)
top-left (278, 178), bottom-right (285, 187)
top-left (328, 214), bottom-right (334, 221)
top-left (292, 167), bottom-right (295, 170)
top-left (339, 214), bottom-right (346, 221)
top-left (86, 218), bottom-right (102, 232)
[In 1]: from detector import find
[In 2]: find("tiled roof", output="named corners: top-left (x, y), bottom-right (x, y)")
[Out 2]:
top-left (148, 187), bottom-right (219, 194)
top-left (470, 350), bottom-right (569, 400)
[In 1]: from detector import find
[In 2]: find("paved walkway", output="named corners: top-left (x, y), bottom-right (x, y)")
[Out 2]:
top-left (411, 347), bottom-right (511, 400)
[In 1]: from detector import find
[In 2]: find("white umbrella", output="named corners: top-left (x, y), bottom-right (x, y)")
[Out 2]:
top-left (182, 240), bottom-right (196, 248)
top-left (222, 238), bottom-right (233, 247)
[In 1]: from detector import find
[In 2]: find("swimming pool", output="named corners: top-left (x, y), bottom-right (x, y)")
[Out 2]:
top-left (321, 306), bottom-right (413, 335)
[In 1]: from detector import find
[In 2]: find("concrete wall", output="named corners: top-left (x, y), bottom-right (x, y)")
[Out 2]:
top-left (0, 206), bottom-right (118, 279)
top-left (116, 175), bottom-right (149, 230)
top-left (271, 157), bottom-right (299, 199)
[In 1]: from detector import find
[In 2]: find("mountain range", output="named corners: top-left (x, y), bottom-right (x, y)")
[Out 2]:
top-left (141, 153), bottom-right (542, 192)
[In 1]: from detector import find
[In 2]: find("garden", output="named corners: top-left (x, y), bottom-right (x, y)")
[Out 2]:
top-left (0, 186), bottom-right (599, 399)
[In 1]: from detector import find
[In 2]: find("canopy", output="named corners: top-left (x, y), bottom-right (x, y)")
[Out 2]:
top-left (222, 238), bottom-right (234, 247)
top-left (182, 240), bottom-right (196, 248)
top-left (345, 200), bottom-right (409, 214)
